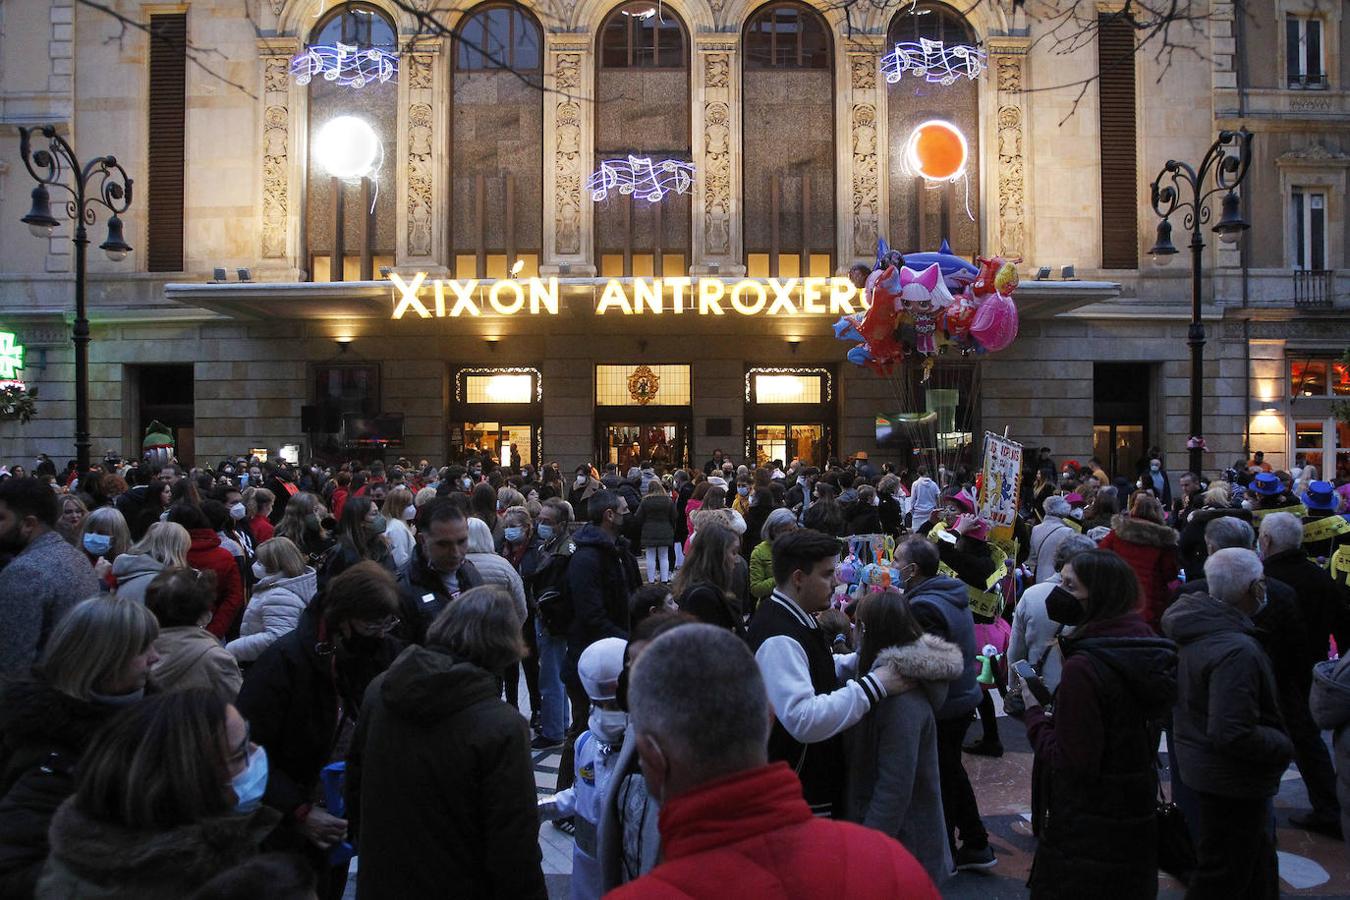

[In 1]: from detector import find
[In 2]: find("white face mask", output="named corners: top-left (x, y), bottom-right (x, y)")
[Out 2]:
top-left (251, 561), bottom-right (268, 581)
top-left (403, 504), bottom-right (417, 522)
top-left (589, 706), bottom-right (628, 744)
top-left (576, 476), bottom-right (587, 486)
top-left (229, 502), bottom-right (247, 521)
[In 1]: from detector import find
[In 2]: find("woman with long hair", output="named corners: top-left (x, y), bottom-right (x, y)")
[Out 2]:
top-left (848, 589), bottom-right (964, 887)
top-left (37, 690), bottom-right (278, 897)
top-left (634, 479), bottom-right (678, 584)
top-left (318, 497), bottom-right (395, 589)
top-left (112, 521), bottom-right (191, 604)
top-left (78, 506), bottom-right (132, 589)
top-left (1097, 493), bottom-right (1180, 633)
top-left (0, 596), bottom-right (160, 896)
top-left (56, 494), bottom-right (88, 546)
top-left (379, 487), bottom-right (416, 569)
top-left (1018, 549), bottom-right (1177, 898)
top-left (671, 522), bottom-right (744, 638)
top-left (275, 492), bottom-right (335, 568)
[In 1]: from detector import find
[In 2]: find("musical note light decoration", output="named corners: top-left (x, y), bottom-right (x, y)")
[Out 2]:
top-left (880, 37), bottom-right (985, 86)
top-left (587, 156), bottom-right (696, 203)
top-left (290, 42), bottom-right (399, 88)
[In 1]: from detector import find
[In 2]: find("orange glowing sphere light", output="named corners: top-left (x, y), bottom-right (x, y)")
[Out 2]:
top-left (906, 119), bottom-right (968, 181)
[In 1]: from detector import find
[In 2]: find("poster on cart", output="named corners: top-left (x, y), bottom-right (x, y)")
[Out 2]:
top-left (977, 432), bottom-right (1022, 544)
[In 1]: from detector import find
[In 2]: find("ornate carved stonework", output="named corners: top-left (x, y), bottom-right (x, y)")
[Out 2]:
top-left (850, 54), bottom-right (876, 91)
top-left (269, 0), bottom-right (285, 15)
top-left (851, 102), bottom-right (879, 258)
top-left (407, 53), bottom-right (433, 91)
top-left (553, 52), bottom-right (584, 256)
top-left (994, 54), bottom-right (1027, 258)
top-left (704, 99), bottom-right (732, 255)
top-left (260, 55), bottom-right (290, 259)
top-left (407, 102), bottom-right (433, 257)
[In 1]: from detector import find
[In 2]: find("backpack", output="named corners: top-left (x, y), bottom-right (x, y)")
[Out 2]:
top-left (535, 540), bottom-right (577, 636)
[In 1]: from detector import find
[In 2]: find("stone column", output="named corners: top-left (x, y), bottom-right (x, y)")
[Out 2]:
top-left (691, 39), bottom-right (743, 275)
top-left (839, 39), bottom-right (885, 267)
top-left (257, 37), bottom-right (301, 278)
top-left (542, 35), bottom-right (594, 275)
top-left (397, 39), bottom-right (446, 269)
top-left (987, 37), bottom-right (1031, 261)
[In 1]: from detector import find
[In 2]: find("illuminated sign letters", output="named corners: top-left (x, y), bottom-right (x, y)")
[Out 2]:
top-left (389, 276), bottom-right (860, 319)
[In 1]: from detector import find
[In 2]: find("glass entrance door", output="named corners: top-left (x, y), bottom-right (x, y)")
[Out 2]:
top-left (600, 422), bottom-right (687, 469)
top-left (461, 421), bottom-right (535, 467)
top-left (753, 424), bottom-right (825, 468)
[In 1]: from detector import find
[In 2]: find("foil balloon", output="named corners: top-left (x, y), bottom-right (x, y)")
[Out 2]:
top-left (897, 264), bottom-right (954, 355)
top-left (941, 291), bottom-right (979, 341)
top-left (972, 255), bottom-right (1022, 299)
top-left (902, 239), bottom-right (979, 291)
top-left (969, 290), bottom-right (1019, 352)
top-left (833, 314), bottom-right (864, 343)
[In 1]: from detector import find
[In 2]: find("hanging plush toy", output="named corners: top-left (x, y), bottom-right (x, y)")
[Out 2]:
top-left (897, 263), bottom-right (954, 355)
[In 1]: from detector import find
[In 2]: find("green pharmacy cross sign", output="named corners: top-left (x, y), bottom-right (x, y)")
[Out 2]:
top-left (0, 332), bottom-right (25, 381)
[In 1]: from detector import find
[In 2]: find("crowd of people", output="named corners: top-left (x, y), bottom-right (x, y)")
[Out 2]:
top-left (0, 443), bottom-right (1345, 899)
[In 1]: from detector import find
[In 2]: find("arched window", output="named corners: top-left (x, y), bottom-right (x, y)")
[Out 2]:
top-left (886, 2), bottom-right (981, 259)
top-left (305, 3), bottom-right (398, 282)
top-left (742, 2), bottom-right (834, 277)
top-left (745, 2), bottom-right (830, 69)
top-left (595, 3), bottom-right (691, 277)
top-left (455, 4), bottom-right (541, 72)
top-left (451, 4), bottom-right (544, 278)
top-left (601, 2), bottom-right (687, 69)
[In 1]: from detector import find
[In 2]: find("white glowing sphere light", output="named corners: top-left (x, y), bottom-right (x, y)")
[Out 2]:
top-left (315, 116), bottom-right (380, 179)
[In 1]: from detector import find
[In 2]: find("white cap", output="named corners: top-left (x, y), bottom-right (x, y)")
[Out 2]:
top-left (578, 637), bottom-right (628, 701)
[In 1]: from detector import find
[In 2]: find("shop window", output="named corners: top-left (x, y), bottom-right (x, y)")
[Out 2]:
top-left (452, 3), bottom-right (544, 279)
top-left (1286, 14), bottom-right (1326, 89)
top-left (461, 422), bottom-right (534, 467)
top-left (1289, 356), bottom-right (1350, 397)
top-left (747, 368), bottom-right (831, 404)
top-left (886, 3), bottom-right (980, 260)
top-left (1290, 188), bottom-right (1327, 271)
top-left (452, 367), bottom-right (541, 465)
top-left (753, 424), bottom-right (825, 467)
top-left (743, 2), bottom-right (834, 277)
top-left (596, 364), bottom-right (691, 406)
top-left (305, 4), bottom-right (397, 282)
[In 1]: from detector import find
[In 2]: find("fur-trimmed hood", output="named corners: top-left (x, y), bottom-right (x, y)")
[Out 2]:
top-left (40, 798), bottom-right (279, 896)
top-left (870, 634), bottom-right (965, 711)
top-left (1109, 513), bottom-right (1178, 548)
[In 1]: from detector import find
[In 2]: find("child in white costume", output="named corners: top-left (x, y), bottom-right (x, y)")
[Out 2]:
top-left (545, 637), bottom-right (628, 900)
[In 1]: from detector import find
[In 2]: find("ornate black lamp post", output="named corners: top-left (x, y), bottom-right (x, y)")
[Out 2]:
top-left (18, 126), bottom-right (134, 472)
top-left (1148, 129), bottom-right (1254, 477)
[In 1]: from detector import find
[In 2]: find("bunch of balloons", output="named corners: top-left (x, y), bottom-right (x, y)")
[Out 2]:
top-left (833, 238), bottom-right (1021, 376)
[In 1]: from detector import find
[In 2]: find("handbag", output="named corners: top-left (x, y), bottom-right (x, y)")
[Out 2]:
top-left (1004, 623), bottom-right (1064, 716)
top-left (1155, 766), bottom-right (1196, 884)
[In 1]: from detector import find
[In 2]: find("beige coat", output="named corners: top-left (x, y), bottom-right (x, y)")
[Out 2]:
top-left (151, 626), bottom-right (242, 703)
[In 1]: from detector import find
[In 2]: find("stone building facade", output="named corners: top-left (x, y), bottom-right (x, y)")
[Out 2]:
top-left (0, 0), bottom-right (1345, 476)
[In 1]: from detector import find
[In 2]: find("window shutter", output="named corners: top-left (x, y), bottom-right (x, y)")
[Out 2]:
top-left (1097, 16), bottom-right (1138, 269)
top-left (147, 13), bottom-right (186, 272)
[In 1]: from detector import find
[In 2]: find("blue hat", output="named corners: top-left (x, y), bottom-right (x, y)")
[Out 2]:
top-left (1303, 480), bottom-right (1338, 511)
top-left (1252, 472), bottom-right (1282, 496)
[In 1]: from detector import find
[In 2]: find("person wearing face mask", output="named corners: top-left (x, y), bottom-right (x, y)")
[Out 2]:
top-left (36, 690), bottom-right (279, 898)
top-left (146, 567), bottom-right (244, 702)
top-left (0, 596), bottom-right (160, 896)
top-left (608, 624), bottom-right (938, 900)
top-left (542, 637), bottom-right (628, 900)
top-left (343, 586), bottom-right (546, 900)
top-left (228, 537), bottom-right (319, 666)
top-left (1006, 535), bottom-right (1096, 711)
top-left (275, 492), bottom-right (336, 568)
top-left (317, 496), bottom-right (395, 591)
top-left (236, 562), bottom-right (403, 899)
top-left (1017, 550), bottom-right (1177, 897)
top-left (78, 506), bottom-right (131, 591)
top-left (1161, 548), bottom-right (1293, 899)
top-left (1142, 455), bottom-right (1173, 508)
top-left (378, 487), bottom-right (416, 569)
top-left (845, 484), bottom-right (882, 536)
top-left (0, 478), bottom-right (101, 677)
top-left (570, 466), bottom-right (602, 523)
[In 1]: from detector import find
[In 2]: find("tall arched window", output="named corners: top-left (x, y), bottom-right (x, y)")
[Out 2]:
top-left (743, 2), bottom-right (834, 278)
top-left (305, 3), bottom-right (398, 281)
top-left (886, 3), bottom-right (981, 258)
top-left (452, 4), bottom-right (543, 278)
top-left (594, 2), bottom-right (691, 277)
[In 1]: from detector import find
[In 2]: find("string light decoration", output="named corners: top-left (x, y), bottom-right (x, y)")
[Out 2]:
top-left (904, 120), bottom-right (969, 181)
top-left (881, 37), bottom-right (985, 85)
top-left (587, 156), bottom-right (696, 203)
top-left (290, 42), bottom-right (398, 88)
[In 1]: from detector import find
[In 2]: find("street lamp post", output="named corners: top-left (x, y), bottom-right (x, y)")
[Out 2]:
top-left (1148, 129), bottom-right (1254, 477)
top-left (17, 126), bottom-right (134, 472)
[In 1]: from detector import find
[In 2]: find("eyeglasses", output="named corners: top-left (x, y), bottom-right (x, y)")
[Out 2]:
top-left (226, 723), bottom-right (251, 768)
top-left (352, 616), bottom-right (401, 637)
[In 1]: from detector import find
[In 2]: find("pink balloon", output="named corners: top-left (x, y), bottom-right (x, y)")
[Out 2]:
top-left (968, 291), bottom-right (1019, 352)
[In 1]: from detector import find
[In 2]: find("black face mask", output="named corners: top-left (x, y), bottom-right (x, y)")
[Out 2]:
top-left (1045, 586), bottom-right (1085, 626)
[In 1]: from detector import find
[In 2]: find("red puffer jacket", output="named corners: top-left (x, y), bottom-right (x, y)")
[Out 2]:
top-left (187, 529), bottom-right (245, 638)
top-left (606, 762), bottom-right (937, 900)
top-left (1097, 514), bottom-right (1180, 633)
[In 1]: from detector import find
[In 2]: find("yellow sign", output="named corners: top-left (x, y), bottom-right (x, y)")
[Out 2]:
top-left (390, 274), bottom-right (861, 319)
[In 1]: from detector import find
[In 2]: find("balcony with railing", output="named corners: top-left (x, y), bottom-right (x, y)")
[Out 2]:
top-left (1294, 269), bottom-right (1335, 308)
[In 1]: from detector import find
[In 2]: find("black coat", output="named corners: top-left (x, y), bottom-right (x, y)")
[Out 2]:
top-left (1261, 548), bottom-right (1350, 675)
top-left (1177, 507), bottom-right (1252, 579)
top-left (0, 679), bottom-right (122, 897)
top-left (878, 494), bottom-right (904, 536)
top-left (1161, 593), bottom-right (1293, 799)
top-left (1027, 617), bottom-right (1177, 899)
top-left (235, 607), bottom-right (400, 850)
top-left (565, 525), bottom-right (640, 682)
top-left (845, 504), bottom-right (882, 536)
top-left (396, 547), bottom-right (483, 645)
top-left (347, 645), bottom-right (546, 900)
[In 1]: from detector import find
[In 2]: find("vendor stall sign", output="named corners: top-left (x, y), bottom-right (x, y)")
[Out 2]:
top-left (390, 275), bottom-right (861, 319)
top-left (977, 432), bottom-right (1022, 543)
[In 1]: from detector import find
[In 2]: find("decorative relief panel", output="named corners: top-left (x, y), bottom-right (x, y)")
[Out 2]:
top-left (993, 50), bottom-right (1028, 259)
top-left (553, 53), bottom-right (584, 257)
top-left (848, 51), bottom-right (882, 262)
top-left (260, 54), bottom-right (290, 259)
top-left (403, 52), bottom-right (436, 259)
top-left (702, 52), bottom-right (732, 258)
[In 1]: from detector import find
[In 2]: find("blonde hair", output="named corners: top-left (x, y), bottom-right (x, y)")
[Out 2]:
top-left (255, 536), bottom-right (306, 579)
top-left (39, 596), bottom-right (159, 701)
top-left (496, 487), bottom-right (525, 510)
top-left (127, 521), bottom-right (191, 569)
top-left (382, 486), bottom-right (414, 521)
top-left (81, 506), bottom-right (131, 559)
top-left (246, 487), bottom-right (275, 518)
top-left (1202, 482), bottom-right (1231, 507)
top-left (414, 486), bottom-right (437, 508)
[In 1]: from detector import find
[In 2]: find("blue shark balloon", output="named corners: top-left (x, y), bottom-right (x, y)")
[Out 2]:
top-left (897, 238), bottom-right (978, 288)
